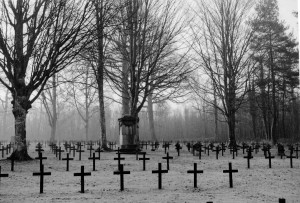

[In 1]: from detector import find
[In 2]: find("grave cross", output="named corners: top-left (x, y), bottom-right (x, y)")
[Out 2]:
top-left (57, 147), bottom-right (65, 160)
top-left (265, 151), bottom-right (275, 168)
top-left (229, 145), bottom-right (239, 159)
top-left (69, 145), bottom-right (76, 157)
top-left (36, 142), bottom-right (43, 149)
top-left (88, 153), bottom-right (99, 171)
top-left (48, 143), bottom-right (56, 152)
top-left (162, 152), bottom-right (173, 170)
top-left (33, 164), bottom-right (51, 193)
top-left (53, 146), bottom-right (59, 157)
top-left (152, 163), bottom-right (168, 189)
top-left (87, 145), bottom-right (94, 158)
top-left (62, 153), bottom-right (73, 171)
top-left (35, 152), bottom-right (47, 171)
top-left (63, 142), bottom-right (69, 151)
top-left (186, 142), bottom-right (191, 152)
top-left (76, 143), bottom-right (85, 161)
top-left (113, 164), bottom-right (130, 191)
top-left (163, 142), bottom-right (171, 154)
top-left (286, 151), bottom-right (296, 168)
top-left (95, 147), bottom-right (101, 160)
top-left (175, 143), bottom-right (182, 156)
top-left (223, 162), bottom-right (238, 188)
top-left (262, 145), bottom-right (271, 157)
top-left (138, 153), bottom-right (150, 171)
top-left (243, 147), bottom-right (253, 169)
top-left (0, 166), bottom-right (9, 181)
top-left (109, 142), bottom-right (116, 150)
top-left (0, 146), bottom-right (5, 158)
top-left (204, 145), bottom-right (210, 156)
top-left (288, 145), bottom-right (295, 154)
top-left (35, 147), bottom-right (44, 154)
top-left (187, 163), bottom-right (203, 188)
top-left (277, 144), bottom-right (286, 159)
top-left (241, 142), bottom-right (248, 154)
top-left (254, 143), bottom-right (260, 154)
top-left (213, 146), bottom-right (221, 160)
top-left (74, 165), bottom-right (91, 193)
top-left (114, 148), bottom-right (125, 169)
top-left (198, 143), bottom-right (204, 160)
top-left (220, 143), bottom-right (226, 156)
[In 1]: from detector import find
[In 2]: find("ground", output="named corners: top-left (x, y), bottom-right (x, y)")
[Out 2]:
top-left (0, 142), bottom-right (299, 203)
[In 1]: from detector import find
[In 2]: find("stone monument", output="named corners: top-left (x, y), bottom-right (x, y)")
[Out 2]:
top-left (118, 115), bottom-right (139, 152)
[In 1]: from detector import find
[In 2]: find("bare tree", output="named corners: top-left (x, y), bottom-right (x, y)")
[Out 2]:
top-left (78, 0), bottom-right (119, 150)
top-left (40, 73), bottom-right (70, 143)
top-left (189, 0), bottom-right (255, 146)
top-left (67, 63), bottom-right (98, 141)
top-left (0, 0), bottom-right (92, 160)
top-left (41, 74), bottom-right (58, 143)
top-left (108, 0), bottom-right (191, 117)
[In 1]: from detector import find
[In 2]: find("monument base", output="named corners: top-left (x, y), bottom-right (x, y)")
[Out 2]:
top-left (120, 144), bottom-right (141, 153)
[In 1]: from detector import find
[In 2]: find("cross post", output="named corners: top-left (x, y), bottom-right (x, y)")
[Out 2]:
top-left (138, 152), bottom-right (150, 171)
top-left (243, 147), bottom-right (253, 169)
top-left (162, 152), bottom-right (173, 170)
top-left (223, 162), bottom-right (238, 188)
top-left (187, 163), bottom-right (203, 188)
top-left (286, 151), bottom-right (296, 168)
top-left (35, 152), bottom-right (47, 171)
top-left (76, 143), bottom-right (85, 161)
top-left (62, 153), bottom-right (73, 171)
top-left (113, 164), bottom-right (130, 191)
top-left (88, 153), bottom-right (99, 171)
top-left (74, 165), bottom-right (91, 193)
top-left (265, 151), bottom-right (275, 168)
top-left (114, 148), bottom-right (125, 169)
top-left (33, 164), bottom-right (51, 193)
top-left (152, 163), bottom-right (168, 189)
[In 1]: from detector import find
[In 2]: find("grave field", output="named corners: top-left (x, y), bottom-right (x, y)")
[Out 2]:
top-left (0, 144), bottom-right (299, 203)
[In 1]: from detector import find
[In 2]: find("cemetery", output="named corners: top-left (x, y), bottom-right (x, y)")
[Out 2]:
top-left (0, 0), bottom-right (299, 202)
top-left (0, 140), bottom-right (299, 202)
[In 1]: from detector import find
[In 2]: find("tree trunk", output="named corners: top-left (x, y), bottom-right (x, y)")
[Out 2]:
top-left (85, 68), bottom-right (89, 141)
top-left (50, 74), bottom-right (57, 143)
top-left (11, 95), bottom-right (32, 161)
top-left (85, 120), bottom-right (89, 141)
top-left (281, 80), bottom-right (286, 138)
top-left (227, 75), bottom-right (237, 146)
top-left (94, 0), bottom-right (108, 150)
top-left (270, 40), bottom-right (278, 145)
top-left (202, 105), bottom-right (207, 139)
top-left (99, 92), bottom-right (107, 149)
top-left (227, 112), bottom-right (236, 147)
top-left (50, 121), bottom-right (57, 143)
top-left (249, 80), bottom-right (257, 139)
top-left (122, 60), bottom-right (130, 115)
top-left (147, 93), bottom-right (157, 141)
top-left (213, 87), bottom-right (218, 140)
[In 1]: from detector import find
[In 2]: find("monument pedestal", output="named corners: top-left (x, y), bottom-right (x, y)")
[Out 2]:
top-left (118, 115), bottom-right (140, 153)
